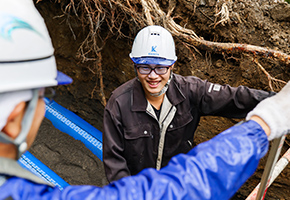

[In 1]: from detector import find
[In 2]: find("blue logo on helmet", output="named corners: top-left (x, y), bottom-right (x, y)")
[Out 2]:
top-left (0, 14), bottom-right (40, 40)
top-left (149, 45), bottom-right (159, 56)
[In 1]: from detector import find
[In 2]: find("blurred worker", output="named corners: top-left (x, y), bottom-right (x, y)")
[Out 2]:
top-left (1, 1), bottom-right (290, 200)
top-left (103, 25), bottom-right (276, 182)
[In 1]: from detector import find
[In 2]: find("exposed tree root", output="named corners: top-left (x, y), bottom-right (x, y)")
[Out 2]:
top-left (136, 0), bottom-right (290, 66)
top-left (185, 39), bottom-right (290, 66)
top-left (211, 0), bottom-right (231, 28)
top-left (253, 59), bottom-right (287, 92)
top-left (89, 52), bottom-right (107, 106)
top-left (42, 0), bottom-right (290, 98)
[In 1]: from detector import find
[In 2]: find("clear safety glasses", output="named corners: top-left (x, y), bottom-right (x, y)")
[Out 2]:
top-left (135, 64), bottom-right (171, 75)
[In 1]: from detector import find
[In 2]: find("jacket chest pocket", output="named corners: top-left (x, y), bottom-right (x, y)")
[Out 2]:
top-left (124, 123), bottom-right (154, 140)
top-left (123, 123), bottom-right (158, 162)
top-left (167, 111), bottom-right (193, 132)
top-left (164, 111), bottom-right (194, 154)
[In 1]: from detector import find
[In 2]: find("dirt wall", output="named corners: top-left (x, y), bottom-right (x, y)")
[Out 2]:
top-left (31, 0), bottom-right (290, 199)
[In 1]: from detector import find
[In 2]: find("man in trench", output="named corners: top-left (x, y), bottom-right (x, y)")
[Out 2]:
top-left (1, 2), bottom-right (290, 199)
top-left (103, 25), bottom-right (276, 182)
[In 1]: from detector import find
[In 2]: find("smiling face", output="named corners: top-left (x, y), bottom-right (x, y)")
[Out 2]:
top-left (136, 64), bottom-right (173, 99)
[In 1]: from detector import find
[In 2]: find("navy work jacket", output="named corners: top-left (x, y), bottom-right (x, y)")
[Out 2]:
top-left (103, 74), bottom-right (274, 182)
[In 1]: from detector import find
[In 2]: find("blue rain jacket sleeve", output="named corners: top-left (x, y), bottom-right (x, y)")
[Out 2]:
top-left (0, 120), bottom-right (268, 200)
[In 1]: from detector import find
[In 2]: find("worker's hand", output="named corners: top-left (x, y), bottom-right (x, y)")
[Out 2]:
top-left (246, 81), bottom-right (290, 141)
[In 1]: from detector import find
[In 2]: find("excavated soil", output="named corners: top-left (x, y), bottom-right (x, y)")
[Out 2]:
top-left (30, 0), bottom-right (290, 199)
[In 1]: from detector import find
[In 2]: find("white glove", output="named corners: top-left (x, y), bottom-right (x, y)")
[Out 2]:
top-left (246, 81), bottom-right (290, 141)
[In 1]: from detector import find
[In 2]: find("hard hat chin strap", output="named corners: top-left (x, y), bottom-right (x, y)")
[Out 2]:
top-left (0, 89), bottom-right (39, 159)
top-left (150, 71), bottom-right (173, 97)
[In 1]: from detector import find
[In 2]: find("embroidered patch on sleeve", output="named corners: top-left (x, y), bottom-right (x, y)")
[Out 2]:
top-left (208, 83), bottom-right (221, 93)
top-left (208, 83), bottom-right (213, 93)
top-left (213, 84), bottom-right (221, 91)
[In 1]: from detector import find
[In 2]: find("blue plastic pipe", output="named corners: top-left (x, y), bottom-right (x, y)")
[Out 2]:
top-left (18, 98), bottom-right (103, 189)
top-left (19, 151), bottom-right (69, 190)
top-left (44, 98), bottom-right (103, 161)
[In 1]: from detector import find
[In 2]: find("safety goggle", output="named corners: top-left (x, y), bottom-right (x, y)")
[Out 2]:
top-left (135, 64), bottom-right (171, 75)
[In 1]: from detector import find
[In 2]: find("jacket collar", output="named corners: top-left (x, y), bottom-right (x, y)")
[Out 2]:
top-left (131, 74), bottom-right (185, 111)
top-left (166, 74), bottom-right (186, 105)
top-left (132, 79), bottom-right (148, 111)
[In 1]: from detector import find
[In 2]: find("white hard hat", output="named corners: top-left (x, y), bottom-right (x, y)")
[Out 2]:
top-left (0, 0), bottom-right (72, 93)
top-left (0, 0), bottom-right (72, 159)
top-left (129, 25), bottom-right (177, 65)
